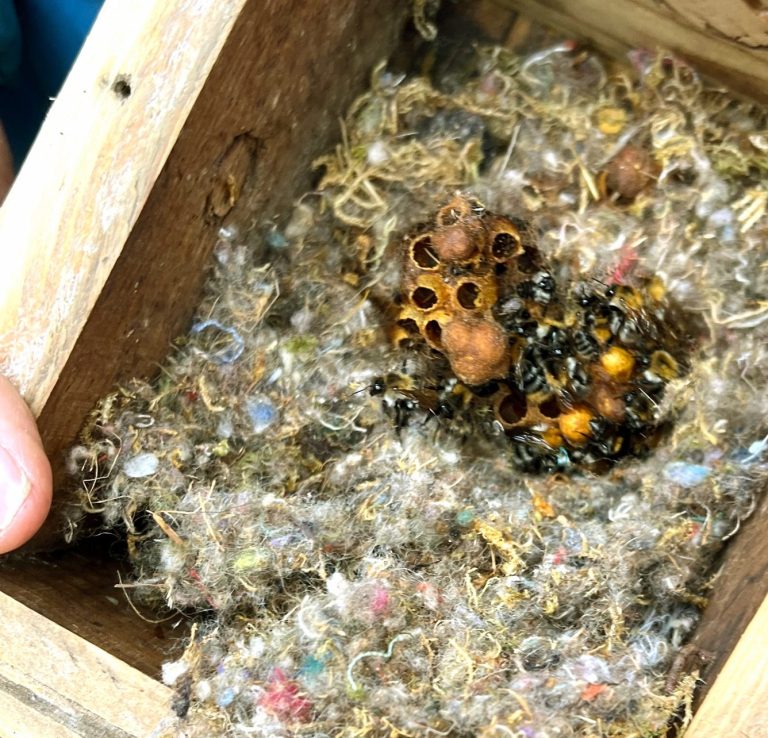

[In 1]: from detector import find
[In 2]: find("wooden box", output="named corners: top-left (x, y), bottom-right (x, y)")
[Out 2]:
top-left (1, 1), bottom-right (766, 735)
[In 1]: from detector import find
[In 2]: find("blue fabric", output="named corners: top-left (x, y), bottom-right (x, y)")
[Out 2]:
top-left (0, 0), bottom-right (21, 84)
top-left (16, 0), bottom-right (103, 99)
top-left (0, 0), bottom-right (103, 166)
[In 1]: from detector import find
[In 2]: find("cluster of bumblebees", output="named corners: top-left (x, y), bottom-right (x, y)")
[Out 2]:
top-left (371, 195), bottom-right (694, 471)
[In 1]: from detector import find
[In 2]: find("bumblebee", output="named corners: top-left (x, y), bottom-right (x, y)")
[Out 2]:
top-left (571, 329), bottom-right (599, 360)
top-left (366, 372), bottom-right (460, 432)
top-left (564, 356), bottom-right (590, 396)
top-left (508, 432), bottom-right (559, 472)
top-left (517, 270), bottom-right (557, 306)
top-left (518, 347), bottom-right (550, 395)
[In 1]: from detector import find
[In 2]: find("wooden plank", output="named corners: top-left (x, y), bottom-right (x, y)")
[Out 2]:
top-left (0, 0), bottom-right (248, 417)
top-left (31, 0), bottom-right (409, 548)
top-left (0, 590), bottom-right (172, 737)
top-left (684, 593), bottom-right (768, 738)
top-left (661, 0), bottom-right (768, 48)
top-left (686, 490), bottom-right (768, 709)
top-left (497, 0), bottom-right (768, 103)
top-left (0, 543), bottom-right (185, 678)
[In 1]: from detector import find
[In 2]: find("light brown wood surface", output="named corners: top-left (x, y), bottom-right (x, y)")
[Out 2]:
top-left (0, 542), bottom-right (186, 678)
top-left (0, 0), bottom-right (248, 417)
top-left (0, 590), bottom-right (172, 738)
top-left (685, 593), bottom-right (768, 738)
top-left (0, 0), bottom-right (411, 726)
top-left (499, 0), bottom-right (768, 102)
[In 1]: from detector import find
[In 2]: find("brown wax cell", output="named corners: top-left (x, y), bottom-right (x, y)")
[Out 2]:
top-left (432, 224), bottom-right (477, 262)
top-left (442, 318), bottom-right (510, 385)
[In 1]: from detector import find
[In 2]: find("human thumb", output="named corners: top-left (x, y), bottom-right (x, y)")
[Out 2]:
top-left (0, 374), bottom-right (52, 553)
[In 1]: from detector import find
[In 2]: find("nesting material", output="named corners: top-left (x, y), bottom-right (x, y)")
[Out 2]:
top-left (67, 35), bottom-right (768, 738)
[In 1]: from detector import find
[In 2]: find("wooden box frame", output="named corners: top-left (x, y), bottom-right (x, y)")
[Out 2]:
top-left (0, 1), bottom-right (766, 735)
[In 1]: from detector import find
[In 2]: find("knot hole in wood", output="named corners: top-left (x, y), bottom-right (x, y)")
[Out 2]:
top-left (205, 133), bottom-right (262, 222)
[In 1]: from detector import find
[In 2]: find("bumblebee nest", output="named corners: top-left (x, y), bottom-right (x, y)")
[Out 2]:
top-left (394, 193), bottom-right (694, 471)
top-left (67, 37), bottom-right (768, 738)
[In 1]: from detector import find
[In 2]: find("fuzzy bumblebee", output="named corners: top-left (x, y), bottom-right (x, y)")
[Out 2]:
top-left (392, 194), bottom-right (694, 470)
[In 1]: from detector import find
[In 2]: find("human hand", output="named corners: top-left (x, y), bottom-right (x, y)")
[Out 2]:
top-left (0, 375), bottom-right (52, 553)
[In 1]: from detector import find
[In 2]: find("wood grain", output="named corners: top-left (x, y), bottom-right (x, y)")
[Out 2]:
top-left (687, 490), bottom-right (768, 710)
top-left (685, 592), bottom-right (768, 738)
top-left (0, 0), bottom-right (248, 416)
top-left (0, 589), bottom-right (173, 737)
top-left (1, 0), bottom-right (409, 708)
top-left (0, 542), bottom-right (186, 677)
top-left (497, 0), bottom-right (768, 102)
top-left (32, 0), bottom-right (409, 549)
top-left (661, 0), bottom-right (768, 48)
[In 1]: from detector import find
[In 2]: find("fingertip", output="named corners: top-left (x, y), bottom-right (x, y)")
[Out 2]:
top-left (0, 375), bottom-right (53, 554)
top-left (0, 466), bottom-right (52, 554)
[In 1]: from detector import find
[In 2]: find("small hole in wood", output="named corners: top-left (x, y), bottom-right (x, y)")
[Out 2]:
top-left (112, 75), bottom-right (132, 99)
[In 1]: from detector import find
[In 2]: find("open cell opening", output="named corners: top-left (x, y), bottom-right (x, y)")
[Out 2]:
top-left (497, 388), bottom-right (528, 424)
top-left (492, 231), bottom-right (520, 260)
top-left (516, 246), bottom-right (539, 274)
top-left (456, 282), bottom-right (481, 309)
top-left (411, 236), bottom-right (440, 269)
top-left (538, 396), bottom-right (561, 418)
top-left (412, 286), bottom-right (439, 310)
top-left (397, 317), bottom-right (420, 334)
top-left (424, 319), bottom-right (443, 346)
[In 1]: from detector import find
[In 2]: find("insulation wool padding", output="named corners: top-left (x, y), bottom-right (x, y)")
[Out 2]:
top-left (68, 39), bottom-right (768, 738)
